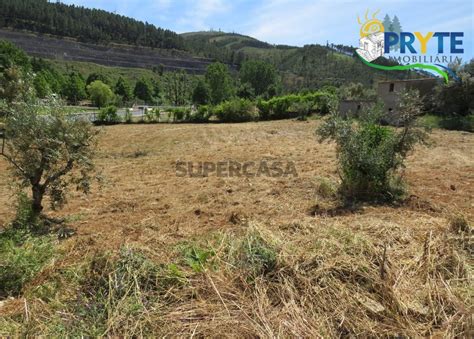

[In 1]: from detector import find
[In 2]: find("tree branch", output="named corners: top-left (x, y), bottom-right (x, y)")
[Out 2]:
top-left (44, 158), bottom-right (74, 187)
top-left (0, 150), bottom-right (27, 176)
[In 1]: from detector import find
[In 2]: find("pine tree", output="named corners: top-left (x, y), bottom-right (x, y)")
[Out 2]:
top-left (115, 76), bottom-right (133, 103)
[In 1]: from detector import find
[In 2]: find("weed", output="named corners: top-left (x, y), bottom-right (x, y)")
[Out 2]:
top-left (0, 233), bottom-right (55, 298)
top-left (182, 245), bottom-right (215, 272)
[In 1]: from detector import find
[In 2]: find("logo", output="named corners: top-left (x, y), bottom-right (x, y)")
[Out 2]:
top-left (356, 9), bottom-right (464, 82)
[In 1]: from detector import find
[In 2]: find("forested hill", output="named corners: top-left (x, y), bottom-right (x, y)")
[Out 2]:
top-left (0, 0), bottom-right (185, 50)
top-left (183, 31), bottom-right (411, 88)
top-left (0, 1), bottom-right (411, 88)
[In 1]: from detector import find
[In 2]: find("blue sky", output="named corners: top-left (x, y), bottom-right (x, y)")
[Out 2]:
top-left (59, 0), bottom-right (473, 60)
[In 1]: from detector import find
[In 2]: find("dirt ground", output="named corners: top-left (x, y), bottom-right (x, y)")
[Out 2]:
top-left (0, 120), bottom-right (473, 246)
top-left (0, 120), bottom-right (473, 336)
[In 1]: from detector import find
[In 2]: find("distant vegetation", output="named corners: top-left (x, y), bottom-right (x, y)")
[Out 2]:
top-left (182, 31), bottom-right (412, 89)
top-left (0, 0), bottom-right (185, 50)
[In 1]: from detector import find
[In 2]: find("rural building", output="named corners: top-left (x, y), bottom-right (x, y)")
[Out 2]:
top-left (338, 100), bottom-right (375, 118)
top-left (338, 78), bottom-right (438, 123)
top-left (377, 78), bottom-right (437, 113)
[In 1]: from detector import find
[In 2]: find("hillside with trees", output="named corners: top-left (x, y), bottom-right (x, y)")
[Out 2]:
top-left (0, 0), bottom-right (185, 50)
top-left (0, 0), bottom-right (414, 91)
top-left (182, 31), bottom-right (413, 89)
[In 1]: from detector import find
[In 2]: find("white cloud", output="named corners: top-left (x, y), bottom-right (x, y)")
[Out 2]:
top-left (243, 0), bottom-right (352, 46)
top-left (176, 0), bottom-right (233, 32)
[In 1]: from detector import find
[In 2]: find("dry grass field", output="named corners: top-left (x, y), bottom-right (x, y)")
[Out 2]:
top-left (0, 120), bottom-right (472, 336)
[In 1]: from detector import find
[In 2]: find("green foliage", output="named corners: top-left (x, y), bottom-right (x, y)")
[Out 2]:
top-left (143, 107), bottom-right (156, 123)
top-left (169, 107), bottom-right (189, 122)
top-left (192, 78), bottom-right (210, 105)
top-left (185, 105), bottom-right (212, 123)
top-left (184, 32), bottom-right (408, 91)
top-left (239, 60), bottom-right (278, 97)
top-left (0, 66), bottom-right (32, 103)
top-left (214, 98), bottom-right (257, 123)
top-left (62, 72), bottom-right (87, 105)
top-left (114, 77), bottom-right (133, 103)
top-left (338, 82), bottom-right (377, 100)
top-left (205, 62), bottom-right (234, 104)
top-left (0, 230), bottom-right (55, 297)
top-left (98, 105), bottom-right (119, 124)
top-left (292, 101), bottom-right (313, 121)
top-left (230, 231), bottom-right (277, 280)
top-left (236, 81), bottom-right (255, 99)
top-left (86, 72), bottom-right (110, 86)
top-left (87, 80), bottom-right (114, 108)
top-left (0, 0), bottom-right (185, 50)
top-left (33, 72), bottom-right (52, 98)
top-left (183, 246), bottom-right (215, 273)
top-left (123, 108), bottom-right (133, 123)
top-left (2, 96), bottom-right (98, 215)
top-left (438, 115), bottom-right (473, 132)
top-left (0, 40), bottom-right (30, 70)
top-left (134, 77), bottom-right (154, 103)
top-left (317, 94), bottom-right (429, 201)
top-left (162, 71), bottom-right (191, 106)
top-left (432, 60), bottom-right (474, 128)
top-left (258, 91), bottom-right (337, 120)
top-left (11, 192), bottom-right (37, 231)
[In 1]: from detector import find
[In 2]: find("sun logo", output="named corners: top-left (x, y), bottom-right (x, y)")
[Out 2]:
top-left (358, 9), bottom-right (384, 38)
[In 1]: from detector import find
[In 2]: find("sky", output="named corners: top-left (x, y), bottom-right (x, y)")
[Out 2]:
top-left (59, 0), bottom-right (473, 61)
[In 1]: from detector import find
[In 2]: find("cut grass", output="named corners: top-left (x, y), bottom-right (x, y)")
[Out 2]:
top-left (0, 120), bottom-right (472, 336)
top-left (0, 220), bottom-right (471, 336)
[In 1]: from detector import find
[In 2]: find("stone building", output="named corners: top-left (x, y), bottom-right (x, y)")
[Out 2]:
top-left (338, 100), bottom-right (375, 118)
top-left (377, 78), bottom-right (438, 113)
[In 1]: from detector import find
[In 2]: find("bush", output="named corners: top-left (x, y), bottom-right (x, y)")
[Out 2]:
top-left (97, 105), bottom-right (119, 124)
top-left (143, 107), bottom-right (155, 123)
top-left (185, 105), bottom-right (212, 123)
top-left (317, 96), bottom-right (429, 201)
top-left (439, 114), bottom-right (474, 132)
top-left (170, 107), bottom-right (189, 122)
top-left (214, 98), bottom-right (258, 123)
top-left (257, 91), bottom-right (337, 120)
top-left (124, 108), bottom-right (133, 123)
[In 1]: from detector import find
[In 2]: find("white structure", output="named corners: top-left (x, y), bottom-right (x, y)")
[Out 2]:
top-left (356, 32), bottom-right (384, 62)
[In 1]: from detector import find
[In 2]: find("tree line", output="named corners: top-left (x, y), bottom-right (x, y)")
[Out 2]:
top-left (0, 0), bottom-right (185, 50)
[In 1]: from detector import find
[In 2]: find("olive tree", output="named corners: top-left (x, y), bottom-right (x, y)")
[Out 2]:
top-left (317, 90), bottom-right (429, 201)
top-left (1, 96), bottom-right (98, 219)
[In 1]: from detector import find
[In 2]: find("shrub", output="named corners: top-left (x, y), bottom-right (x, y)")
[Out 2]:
top-left (439, 114), bottom-right (474, 132)
top-left (317, 95), bottom-right (429, 201)
top-left (170, 107), bottom-right (188, 122)
top-left (153, 108), bottom-right (161, 122)
top-left (0, 232), bottom-right (55, 297)
top-left (124, 108), bottom-right (133, 123)
top-left (257, 91), bottom-right (337, 120)
top-left (97, 105), bottom-right (119, 124)
top-left (185, 105), bottom-right (212, 123)
top-left (214, 98), bottom-right (258, 123)
top-left (143, 107), bottom-right (155, 123)
top-left (87, 80), bottom-right (114, 108)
